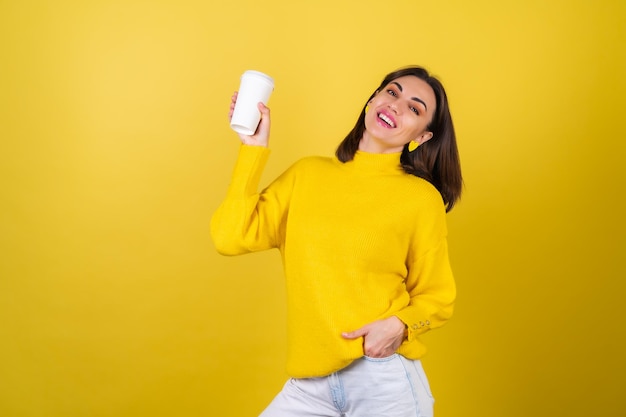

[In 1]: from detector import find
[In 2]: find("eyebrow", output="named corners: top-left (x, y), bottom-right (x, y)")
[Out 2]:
top-left (391, 81), bottom-right (428, 111)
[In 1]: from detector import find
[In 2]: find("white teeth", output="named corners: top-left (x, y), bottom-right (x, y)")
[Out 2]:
top-left (378, 113), bottom-right (395, 127)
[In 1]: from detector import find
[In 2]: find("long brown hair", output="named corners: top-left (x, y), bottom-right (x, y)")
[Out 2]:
top-left (335, 66), bottom-right (463, 211)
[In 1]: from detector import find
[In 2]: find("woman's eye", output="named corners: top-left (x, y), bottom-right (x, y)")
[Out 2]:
top-left (410, 107), bottom-right (419, 114)
top-left (387, 89), bottom-right (397, 97)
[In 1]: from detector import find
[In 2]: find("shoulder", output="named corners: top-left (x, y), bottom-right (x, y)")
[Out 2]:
top-left (287, 155), bottom-right (337, 172)
top-left (404, 174), bottom-right (443, 199)
top-left (403, 175), bottom-right (446, 213)
top-left (403, 181), bottom-right (447, 239)
top-left (271, 155), bottom-right (337, 187)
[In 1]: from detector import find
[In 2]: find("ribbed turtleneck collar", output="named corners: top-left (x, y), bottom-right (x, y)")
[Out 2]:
top-left (342, 150), bottom-right (404, 174)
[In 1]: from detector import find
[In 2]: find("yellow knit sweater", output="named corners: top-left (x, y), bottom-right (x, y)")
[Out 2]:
top-left (211, 145), bottom-right (456, 378)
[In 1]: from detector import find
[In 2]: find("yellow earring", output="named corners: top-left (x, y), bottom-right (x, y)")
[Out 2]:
top-left (408, 140), bottom-right (419, 152)
top-left (364, 105), bottom-right (369, 113)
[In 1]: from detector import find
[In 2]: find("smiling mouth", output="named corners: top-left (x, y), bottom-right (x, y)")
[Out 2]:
top-left (378, 113), bottom-right (396, 128)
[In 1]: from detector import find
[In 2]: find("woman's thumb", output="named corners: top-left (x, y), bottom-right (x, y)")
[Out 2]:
top-left (342, 327), bottom-right (367, 339)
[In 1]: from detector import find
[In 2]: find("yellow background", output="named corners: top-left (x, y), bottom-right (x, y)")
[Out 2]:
top-left (1, 0), bottom-right (624, 416)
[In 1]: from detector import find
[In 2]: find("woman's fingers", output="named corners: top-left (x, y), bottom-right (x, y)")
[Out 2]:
top-left (228, 91), bottom-right (238, 119)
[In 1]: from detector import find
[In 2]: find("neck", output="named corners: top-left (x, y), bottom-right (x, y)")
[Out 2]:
top-left (358, 134), bottom-right (404, 154)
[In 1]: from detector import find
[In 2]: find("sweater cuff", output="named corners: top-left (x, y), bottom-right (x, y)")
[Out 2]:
top-left (394, 310), bottom-right (433, 341)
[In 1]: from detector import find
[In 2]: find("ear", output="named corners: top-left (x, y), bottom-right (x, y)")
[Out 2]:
top-left (417, 131), bottom-right (434, 145)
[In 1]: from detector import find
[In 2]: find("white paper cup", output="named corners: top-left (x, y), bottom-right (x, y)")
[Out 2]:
top-left (230, 70), bottom-right (275, 135)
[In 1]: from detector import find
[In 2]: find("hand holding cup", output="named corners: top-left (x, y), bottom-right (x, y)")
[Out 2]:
top-left (229, 70), bottom-right (274, 147)
top-left (229, 92), bottom-right (271, 147)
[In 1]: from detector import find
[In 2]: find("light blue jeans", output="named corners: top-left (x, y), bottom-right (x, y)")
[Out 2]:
top-left (259, 354), bottom-right (434, 417)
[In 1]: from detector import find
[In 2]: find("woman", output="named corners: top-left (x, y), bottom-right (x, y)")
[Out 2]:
top-left (211, 66), bottom-right (462, 417)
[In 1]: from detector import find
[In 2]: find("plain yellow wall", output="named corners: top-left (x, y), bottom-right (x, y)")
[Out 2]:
top-left (1, 0), bottom-right (624, 416)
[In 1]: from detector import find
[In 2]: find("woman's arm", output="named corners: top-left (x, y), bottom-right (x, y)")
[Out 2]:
top-left (342, 193), bottom-right (455, 357)
top-left (211, 95), bottom-right (295, 255)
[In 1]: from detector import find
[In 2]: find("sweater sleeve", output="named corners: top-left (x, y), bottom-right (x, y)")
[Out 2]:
top-left (393, 195), bottom-right (456, 341)
top-left (210, 145), bottom-right (293, 255)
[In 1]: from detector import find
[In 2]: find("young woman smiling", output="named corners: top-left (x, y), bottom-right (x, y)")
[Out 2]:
top-left (212, 66), bottom-right (463, 417)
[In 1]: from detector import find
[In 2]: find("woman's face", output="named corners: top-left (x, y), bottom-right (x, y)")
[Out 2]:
top-left (360, 75), bottom-right (436, 154)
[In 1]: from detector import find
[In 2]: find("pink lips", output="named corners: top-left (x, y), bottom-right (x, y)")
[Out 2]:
top-left (376, 110), bottom-right (396, 128)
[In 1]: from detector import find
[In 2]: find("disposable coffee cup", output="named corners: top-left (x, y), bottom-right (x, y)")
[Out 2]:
top-left (230, 70), bottom-right (275, 135)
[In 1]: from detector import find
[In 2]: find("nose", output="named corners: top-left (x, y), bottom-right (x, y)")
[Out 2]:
top-left (387, 102), bottom-right (398, 114)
